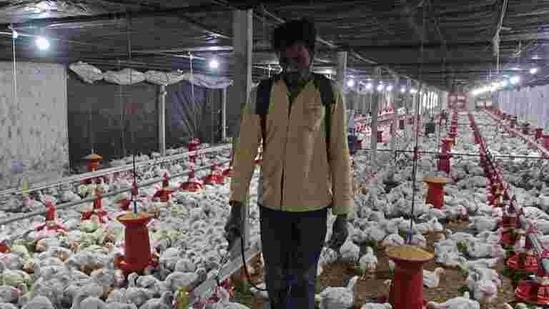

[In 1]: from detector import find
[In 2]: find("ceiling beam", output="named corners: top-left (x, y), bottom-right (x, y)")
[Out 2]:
top-left (0, 3), bottom-right (229, 39)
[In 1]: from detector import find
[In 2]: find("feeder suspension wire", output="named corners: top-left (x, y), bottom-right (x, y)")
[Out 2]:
top-left (408, 4), bottom-right (426, 239)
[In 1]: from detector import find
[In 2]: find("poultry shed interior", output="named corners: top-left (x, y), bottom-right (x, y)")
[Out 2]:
top-left (0, 0), bottom-right (548, 308)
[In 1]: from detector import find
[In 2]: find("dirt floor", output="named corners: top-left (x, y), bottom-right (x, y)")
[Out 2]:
top-left (233, 220), bottom-right (517, 309)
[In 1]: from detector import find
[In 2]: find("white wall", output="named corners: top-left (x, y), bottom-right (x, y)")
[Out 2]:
top-left (497, 85), bottom-right (549, 130)
top-left (0, 62), bottom-right (68, 188)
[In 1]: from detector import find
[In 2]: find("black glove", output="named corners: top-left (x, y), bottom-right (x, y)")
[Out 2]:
top-left (327, 215), bottom-right (348, 251)
top-left (224, 201), bottom-right (243, 250)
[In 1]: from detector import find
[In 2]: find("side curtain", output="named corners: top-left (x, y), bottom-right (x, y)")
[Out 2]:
top-left (165, 81), bottom-right (222, 148)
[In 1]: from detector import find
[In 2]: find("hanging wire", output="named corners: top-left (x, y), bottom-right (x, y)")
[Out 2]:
top-left (11, 25), bottom-right (21, 187)
top-left (189, 53), bottom-right (197, 138)
top-left (88, 100), bottom-right (95, 154)
top-left (118, 59), bottom-right (126, 157)
top-left (407, 4), bottom-right (427, 242)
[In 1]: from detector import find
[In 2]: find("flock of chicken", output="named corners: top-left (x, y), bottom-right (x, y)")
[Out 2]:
top-left (0, 111), bottom-right (545, 308)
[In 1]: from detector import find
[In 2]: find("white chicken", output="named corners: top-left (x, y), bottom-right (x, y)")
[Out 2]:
top-left (358, 247), bottom-right (378, 278)
top-left (423, 267), bottom-right (444, 288)
top-left (317, 276), bottom-right (359, 309)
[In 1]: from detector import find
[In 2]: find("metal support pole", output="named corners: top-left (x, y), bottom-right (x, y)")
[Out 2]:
top-left (370, 67), bottom-right (382, 162)
top-left (336, 51), bottom-right (347, 90)
top-left (157, 85), bottom-right (167, 156)
top-left (230, 9), bottom-right (253, 252)
top-left (390, 76), bottom-right (399, 151)
top-left (221, 87), bottom-right (227, 141)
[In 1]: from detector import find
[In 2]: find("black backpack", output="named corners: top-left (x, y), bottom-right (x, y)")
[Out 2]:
top-left (255, 73), bottom-right (336, 158)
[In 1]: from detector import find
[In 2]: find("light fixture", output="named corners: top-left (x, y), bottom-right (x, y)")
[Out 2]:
top-left (365, 82), bottom-right (373, 90)
top-left (209, 58), bottom-right (220, 70)
top-left (35, 36), bottom-right (49, 50)
top-left (376, 84), bottom-right (384, 92)
top-left (400, 87), bottom-right (406, 93)
top-left (532, 55), bottom-right (541, 60)
top-left (12, 30), bottom-right (18, 39)
top-left (529, 67), bottom-right (538, 75)
top-left (346, 79), bottom-right (355, 88)
top-left (410, 88), bottom-right (418, 94)
top-left (386, 85), bottom-right (393, 91)
top-left (510, 75), bottom-right (521, 85)
top-left (499, 80), bottom-right (509, 88)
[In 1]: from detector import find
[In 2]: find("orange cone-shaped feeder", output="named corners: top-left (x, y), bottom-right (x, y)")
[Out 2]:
top-left (84, 153), bottom-right (103, 172)
top-left (116, 211), bottom-right (157, 275)
top-left (35, 200), bottom-right (66, 233)
top-left (423, 176), bottom-right (449, 209)
top-left (387, 245), bottom-right (433, 309)
top-left (81, 188), bottom-right (109, 223)
top-left (203, 161), bottom-right (225, 185)
top-left (180, 167), bottom-right (203, 192)
top-left (441, 137), bottom-right (453, 153)
top-left (82, 153), bottom-right (103, 184)
top-left (514, 254), bottom-right (549, 306)
top-left (152, 172), bottom-right (176, 202)
top-left (187, 138), bottom-right (201, 163)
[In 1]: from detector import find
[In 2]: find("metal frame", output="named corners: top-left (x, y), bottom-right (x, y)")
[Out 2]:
top-left (0, 144), bottom-right (231, 198)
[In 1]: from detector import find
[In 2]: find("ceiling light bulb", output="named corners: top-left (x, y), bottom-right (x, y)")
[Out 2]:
top-left (386, 85), bottom-right (393, 91)
top-left (12, 30), bottom-right (18, 39)
top-left (209, 58), bottom-right (219, 69)
top-left (529, 68), bottom-right (538, 75)
top-left (365, 82), bottom-right (373, 90)
top-left (346, 79), bottom-right (355, 88)
top-left (400, 87), bottom-right (406, 93)
top-left (35, 36), bottom-right (49, 50)
top-left (376, 84), bottom-right (384, 92)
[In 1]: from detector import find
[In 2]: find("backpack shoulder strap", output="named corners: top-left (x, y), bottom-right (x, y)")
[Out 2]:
top-left (312, 73), bottom-right (336, 159)
top-left (255, 76), bottom-right (276, 148)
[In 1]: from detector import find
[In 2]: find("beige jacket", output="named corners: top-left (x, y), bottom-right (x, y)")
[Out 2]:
top-left (229, 77), bottom-right (354, 215)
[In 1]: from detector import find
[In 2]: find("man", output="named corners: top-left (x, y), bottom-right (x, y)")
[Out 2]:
top-left (224, 19), bottom-right (354, 309)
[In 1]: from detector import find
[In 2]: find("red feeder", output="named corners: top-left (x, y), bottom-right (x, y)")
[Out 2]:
top-left (437, 153), bottom-right (452, 174)
top-left (116, 212), bottom-right (157, 275)
top-left (82, 153), bottom-right (103, 184)
top-left (542, 135), bottom-right (549, 150)
top-left (152, 173), bottom-right (176, 202)
top-left (423, 176), bottom-right (449, 209)
top-left (35, 200), bottom-right (66, 233)
top-left (0, 241), bottom-right (10, 254)
top-left (203, 161), bottom-right (225, 185)
top-left (441, 137), bottom-right (453, 153)
top-left (514, 256), bottom-right (549, 306)
top-left (387, 245), bottom-right (433, 309)
top-left (535, 128), bottom-right (543, 141)
top-left (187, 138), bottom-right (201, 163)
top-left (180, 169), bottom-right (203, 192)
top-left (377, 130), bottom-right (383, 143)
top-left (81, 188), bottom-right (109, 223)
top-left (84, 153), bottom-right (103, 172)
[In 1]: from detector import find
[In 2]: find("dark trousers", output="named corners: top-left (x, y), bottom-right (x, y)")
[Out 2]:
top-left (259, 205), bottom-right (328, 309)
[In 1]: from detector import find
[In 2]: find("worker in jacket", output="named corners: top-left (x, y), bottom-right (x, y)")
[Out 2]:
top-left (224, 18), bottom-right (354, 309)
